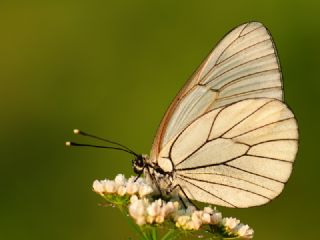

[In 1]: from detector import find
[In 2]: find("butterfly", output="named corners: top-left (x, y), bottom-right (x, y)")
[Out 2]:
top-left (69, 22), bottom-right (298, 208)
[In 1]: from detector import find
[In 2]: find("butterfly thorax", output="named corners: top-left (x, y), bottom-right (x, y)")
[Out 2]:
top-left (136, 156), bottom-right (174, 195)
top-left (146, 167), bottom-right (174, 195)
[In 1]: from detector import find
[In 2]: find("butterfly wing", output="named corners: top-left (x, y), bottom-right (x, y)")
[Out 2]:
top-left (166, 98), bottom-right (298, 208)
top-left (150, 22), bottom-right (283, 161)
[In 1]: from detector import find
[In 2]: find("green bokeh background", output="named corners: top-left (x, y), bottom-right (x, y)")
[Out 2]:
top-left (1, 1), bottom-right (319, 239)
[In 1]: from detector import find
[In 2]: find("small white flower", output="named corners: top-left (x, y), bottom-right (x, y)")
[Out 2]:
top-left (93, 175), bottom-right (156, 198)
top-left (155, 215), bottom-right (165, 224)
top-left (146, 215), bottom-right (155, 224)
top-left (191, 211), bottom-right (202, 223)
top-left (114, 174), bottom-right (126, 186)
top-left (126, 182), bottom-right (139, 195)
top-left (136, 216), bottom-right (146, 226)
top-left (138, 184), bottom-right (153, 197)
top-left (201, 212), bottom-right (211, 224)
top-left (222, 217), bottom-right (240, 230)
top-left (127, 176), bottom-right (136, 183)
top-left (130, 195), bottom-right (139, 203)
top-left (235, 224), bottom-right (254, 239)
top-left (147, 199), bottom-right (161, 217)
top-left (176, 215), bottom-right (190, 228)
top-left (129, 199), bottom-right (146, 220)
top-left (186, 220), bottom-right (199, 230)
top-left (103, 180), bottom-right (116, 193)
top-left (203, 206), bottom-right (214, 214)
top-left (163, 201), bottom-right (178, 216)
top-left (191, 220), bottom-right (202, 230)
top-left (117, 185), bottom-right (127, 196)
top-left (211, 211), bottom-right (222, 224)
top-left (92, 180), bottom-right (104, 194)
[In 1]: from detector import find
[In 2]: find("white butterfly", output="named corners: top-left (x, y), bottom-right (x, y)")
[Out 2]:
top-left (132, 22), bottom-right (298, 208)
top-left (68, 22), bottom-right (298, 208)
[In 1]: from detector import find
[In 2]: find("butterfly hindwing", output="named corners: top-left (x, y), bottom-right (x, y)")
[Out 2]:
top-left (164, 98), bottom-right (298, 208)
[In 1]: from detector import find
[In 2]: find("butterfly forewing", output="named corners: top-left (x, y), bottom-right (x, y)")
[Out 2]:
top-left (150, 22), bottom-right (283, 161)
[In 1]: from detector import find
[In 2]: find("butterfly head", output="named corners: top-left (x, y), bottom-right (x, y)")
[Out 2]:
top-left (132, 154), bottom-right (148, 174)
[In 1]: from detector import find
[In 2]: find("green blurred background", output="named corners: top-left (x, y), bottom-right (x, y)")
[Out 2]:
top-left (0, 1), bottom-right (319, 239)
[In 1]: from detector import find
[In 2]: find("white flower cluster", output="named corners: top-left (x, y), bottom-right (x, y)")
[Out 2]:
top-left (129, 195), bottom-right (179, 225)
top-left (174, 205), bottom-right (222, 230)
top-left (93, 174), bottom-right (254, 239)
top-left (222, 217), bottom-right (254, 239)
top-left (93, 174), bottom-right (153, 198)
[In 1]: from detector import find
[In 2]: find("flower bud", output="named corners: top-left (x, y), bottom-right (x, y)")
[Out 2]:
top-left (104, 180), bottom-right (116, 193)
top-left (92, 180), bottom-right (104, 194)
top-left (114, 174), bottom-right (126, 186)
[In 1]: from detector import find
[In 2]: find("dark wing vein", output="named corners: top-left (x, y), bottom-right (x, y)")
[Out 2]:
top-left (178, 171), bottom-right (277, 193)
top-left (176, 149), bottom-right (294, 172)
top-left (173, 101), bottom-right (274, 167)
top-left (250, 138), bottom-right (298, 147)
top-left (215, 99), bottom-right (274, 138)
top-left (211, 23), bottom-right (264, 69)
top-left (175, 88), bottom-right (213, 125)
top-left (239, 25), bottom-right (264, 37)
top-left (224, 163), bottom-right (285, 183)
top-left (227, 117), bottom-right (294, 139)
top-left (218, 68), bottom-right (279, 91)
top-left (179, 174), bottom-right (271, 200)
top-left (176, 176), bottom-right (237, 207)
top-left (174, 137), bottom-right (249, 168)
top-left (246, 154), bottom-right (293, 163)
top-left (217, 86), bottom-right (281, 101)
top-left (213, 23), bottom-right (248, 67)
top-left (238, 22), bottom-right (250, 37)
top-left (215, 38), bottom-right (270, 67)
top-left (176, 153), bottom-right (248, 171)
top-left (204, 53), bottom-right (275, 86)
top-left (168, 108), bottom-right (225, 166)
top-left (207, 107), bottom-right (224, 140)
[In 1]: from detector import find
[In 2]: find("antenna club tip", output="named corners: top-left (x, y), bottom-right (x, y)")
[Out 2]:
top-left (65, 141), bottom-right (71, 146)
top-left (73, 129), bottom-right (80, 134)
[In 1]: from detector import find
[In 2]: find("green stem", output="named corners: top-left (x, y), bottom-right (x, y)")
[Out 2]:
top-left (161, 229), bottom-right (180, 240)
top-left (151, 227), bottom-right (157, 240)
top-left (118, 207), bottom-right (147, 240)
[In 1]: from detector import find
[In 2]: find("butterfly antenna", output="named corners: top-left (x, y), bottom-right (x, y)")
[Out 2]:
top-left (65, 141), bottom-right (138, 156)
top-left (67, 129), bottom-right (139, 156)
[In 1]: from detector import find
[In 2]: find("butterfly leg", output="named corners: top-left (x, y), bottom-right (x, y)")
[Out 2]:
top-left (134, 170), bottom-right (144, 182)
top-left (145, 166), bottom-right (163, 197)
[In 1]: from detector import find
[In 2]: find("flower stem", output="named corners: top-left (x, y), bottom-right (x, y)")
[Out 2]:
top-left (160, 229), bottom-right (180, 240)
top-left (151, 227), bottom-right (157, 240)
top-left (119, 207), bottom-right (147, 240)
